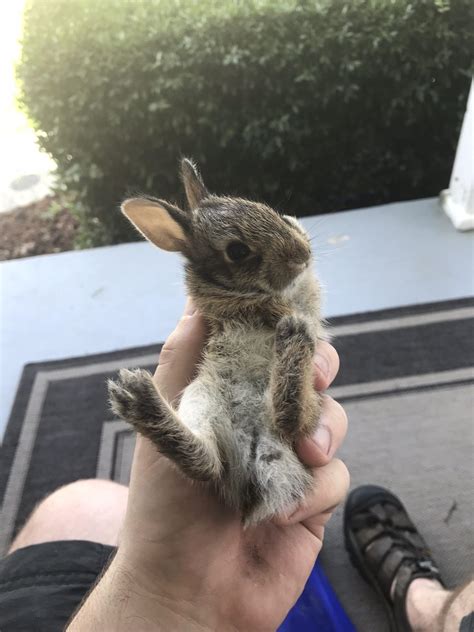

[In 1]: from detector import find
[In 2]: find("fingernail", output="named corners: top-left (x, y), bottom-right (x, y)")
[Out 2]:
top-left (314, 352), bottom-right (329, 379)
top-left (312, 423), bottom-right (331, 455)
top-left (184, 298), bottom-right (196, 316)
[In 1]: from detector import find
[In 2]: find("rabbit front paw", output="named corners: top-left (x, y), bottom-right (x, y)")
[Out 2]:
top-left (108, 368), bottom-right (158, 422)
top-left (275, 315), bottom-right (315, 356)
top-left (271, 315), bottom-right (320, 439)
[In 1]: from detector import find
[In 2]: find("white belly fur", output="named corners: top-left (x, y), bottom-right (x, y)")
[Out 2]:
top-left (178, 325), bottom-right (275, 436)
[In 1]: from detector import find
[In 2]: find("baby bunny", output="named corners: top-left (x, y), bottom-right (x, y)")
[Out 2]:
top-left (108, 159), bottom-right (326, 525)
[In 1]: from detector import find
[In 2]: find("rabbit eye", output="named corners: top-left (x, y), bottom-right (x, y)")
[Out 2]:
top-left (226, 241), bottom-right (251, 262)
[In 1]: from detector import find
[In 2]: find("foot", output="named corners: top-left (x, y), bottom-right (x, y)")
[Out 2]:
top-left (405, 577), bottom-right (449, 631)
top-left (108, 368), bottom-right (159, 421)
top-left (344, 485), bottom-right (445, 632)
top-left (275, 315), bottom-right (315, 357)
top-left (272, 315), bottom-right (320, 439)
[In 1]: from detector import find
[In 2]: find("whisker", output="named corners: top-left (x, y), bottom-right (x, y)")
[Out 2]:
top-left (301, 215), bottom-right (330, 238)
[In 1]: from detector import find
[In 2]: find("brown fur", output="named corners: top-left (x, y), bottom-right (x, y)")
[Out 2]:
top-left (109, 159), bottom-right (325, 523)
top-left (271, 316), bottom-right (322, 439)
top-left (109, 369), bottom-right (222, 482)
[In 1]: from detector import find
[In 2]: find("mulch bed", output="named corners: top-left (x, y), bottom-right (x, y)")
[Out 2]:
top-left (0, 196), bottom-right (79, 262)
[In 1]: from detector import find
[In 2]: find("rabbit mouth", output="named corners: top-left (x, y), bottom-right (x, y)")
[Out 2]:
top-left (266, 261), bottom-right (309, 293)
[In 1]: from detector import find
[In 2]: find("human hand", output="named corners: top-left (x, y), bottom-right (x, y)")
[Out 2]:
top-left (70, 301), bottom-right (349, 632)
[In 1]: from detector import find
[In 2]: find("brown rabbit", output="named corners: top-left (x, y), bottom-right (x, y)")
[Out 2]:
top-left (108, 159), bottom-right (326, 525)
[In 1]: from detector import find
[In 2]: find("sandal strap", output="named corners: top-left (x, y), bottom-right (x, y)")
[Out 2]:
top-left (380, 547), bottom-right (415, 594)
top-left (347, 494), bottom-right (445, 630)
top-left (354, 522), bottom-right (386, 548)
top-left (365, 535), bottom-right (393, 570)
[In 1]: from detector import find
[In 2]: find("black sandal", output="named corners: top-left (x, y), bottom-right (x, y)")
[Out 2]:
top-left (344, 485), bottom-right (445, 632)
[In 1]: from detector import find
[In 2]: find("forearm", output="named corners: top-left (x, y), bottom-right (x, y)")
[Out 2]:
top-left (67, 556), bottom-right (215, 632)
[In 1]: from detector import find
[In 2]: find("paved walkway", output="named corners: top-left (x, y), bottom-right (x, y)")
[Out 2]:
top-left (0, 114), bottom-right (54, 213)
top-left (0, 1), bottom-right (54, 214)
top-left (1, 197), bottom-right (473, 438)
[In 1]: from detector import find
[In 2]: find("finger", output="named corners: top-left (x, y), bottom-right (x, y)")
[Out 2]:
top-left (295, 395), bottom-right (348, 467)
top-left (313, 341), bottom-right (340, 391)
top-left (300, 463), bottom-right (350, 537)
top-left (153, 299), bottom-right (207, 402)
top-left (274, 458), bottom-right (350, 527)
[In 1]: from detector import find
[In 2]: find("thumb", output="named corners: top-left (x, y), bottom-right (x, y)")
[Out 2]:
top-left (153, 299), bottom-right (207, 402)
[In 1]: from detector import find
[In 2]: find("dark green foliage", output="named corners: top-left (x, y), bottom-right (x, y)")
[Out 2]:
top-left (18, 0), bottom-right (473, 245)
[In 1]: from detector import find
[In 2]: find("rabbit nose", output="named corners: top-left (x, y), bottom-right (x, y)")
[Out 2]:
top-left (289, 245), bottom-right (311, 266)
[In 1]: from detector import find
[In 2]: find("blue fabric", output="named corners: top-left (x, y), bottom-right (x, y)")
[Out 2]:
top-left (278, 560), bottom-right (356, 632)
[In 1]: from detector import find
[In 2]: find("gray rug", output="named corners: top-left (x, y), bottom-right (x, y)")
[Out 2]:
top-left (1, 298), bottom-right (473, 631)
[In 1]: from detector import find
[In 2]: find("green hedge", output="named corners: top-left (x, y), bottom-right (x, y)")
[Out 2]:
top-left (18, 0), bottom-right (473, 246)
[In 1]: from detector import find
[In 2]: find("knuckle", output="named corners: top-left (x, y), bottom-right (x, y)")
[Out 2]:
top-left (158, 326), bottom-right (183, 366)
top-left (334, 399), bottom-right (348, 430)
top-left (323, 395), bottom-right (348, 426)
top-left (322, 395), bottom-right (347, 423)
top-left (333, 458), bottom-right (351, 496)
top-left (327, 343), bottom-right (340, 375)
top-left (158, 345), bottom-right (176, 367)
top-left (317, 341), bottom-right (340, 376)
top-left (286, 459), bottom-right (350, 523)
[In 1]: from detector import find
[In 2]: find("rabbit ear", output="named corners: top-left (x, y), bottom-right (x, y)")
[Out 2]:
top-left (181, 158), bottom-right (209, 210)
top-left (121, 198), bottom-right (188, 252)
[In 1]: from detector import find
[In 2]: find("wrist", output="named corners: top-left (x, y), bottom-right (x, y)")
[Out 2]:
top-left (68, 551), bottom-right (224, 632)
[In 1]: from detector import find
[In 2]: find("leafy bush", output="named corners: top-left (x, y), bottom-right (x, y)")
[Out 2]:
top-left (18, 0), bottom-right (473, 245)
